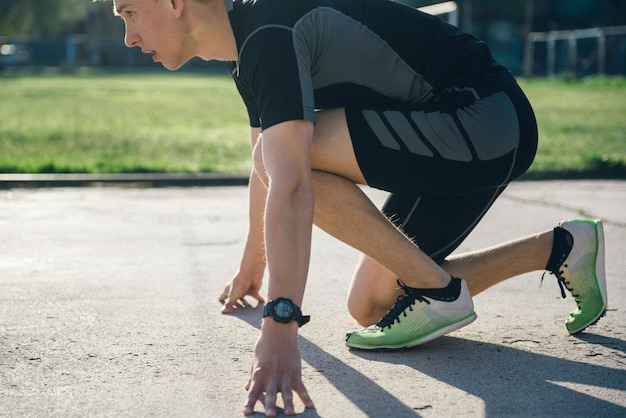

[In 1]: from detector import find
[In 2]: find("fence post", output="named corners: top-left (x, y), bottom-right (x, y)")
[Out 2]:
top-left (10, 36), bottom-right (19, 66)
top-left (523, 33), bottom-right (535, 77)
top-left (598, 30), bottom-right (606, 75)
top-left (568, 32), bottom-right (577, 74)
top-left (66, 36), bottom-right (77, 68)
top-left (547, 33), bottom-right (556, 76)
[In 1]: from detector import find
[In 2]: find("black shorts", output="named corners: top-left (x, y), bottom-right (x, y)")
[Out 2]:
top-left (345, 82), bottom-right (538, 263)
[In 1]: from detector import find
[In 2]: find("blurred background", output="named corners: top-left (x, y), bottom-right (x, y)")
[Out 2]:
top-left (1, 0), bottom-right (625, 77)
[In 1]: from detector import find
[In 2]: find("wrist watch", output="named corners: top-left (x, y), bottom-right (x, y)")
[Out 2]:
top-left (263, 297), bottom-right (310, 327)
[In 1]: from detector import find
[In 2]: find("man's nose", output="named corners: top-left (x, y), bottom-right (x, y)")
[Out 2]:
top-left (124, 29), bottom-right (140, 48)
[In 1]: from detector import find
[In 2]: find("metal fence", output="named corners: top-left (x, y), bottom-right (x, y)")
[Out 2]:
top-left (0, 35), bottom-right (223, 70)
top-left (524, 25), bottom-right (626, 76)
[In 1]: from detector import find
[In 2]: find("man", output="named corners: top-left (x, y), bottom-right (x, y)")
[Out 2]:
top-left (115, 0), bottom-right (607, 415)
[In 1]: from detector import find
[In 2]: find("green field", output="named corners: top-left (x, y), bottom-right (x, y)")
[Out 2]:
top-left (0, 72), bottom-right (250, 174)
top-left (1, 73), bottom-right (624, 178)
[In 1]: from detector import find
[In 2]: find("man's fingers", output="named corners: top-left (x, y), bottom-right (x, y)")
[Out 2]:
top-left (243, 402), bottom-right (255, 416)
top-left (218, 280), bottom-right (233, 303)
top-left (294, 382), bottom-right (315, 410)
top-left (220, 283), bottom-right (246, 313)
top-left (220, 282), bottom-right (265, 314)
top-left (244, 378), bottom-right (272, 417)
top-left (262, 382), bottom-right (278, 418)
top-left (243, 372), bottom-right (312, 417)
top-left (221, 301), bottom-right (236, 314)
top-left (280, 384), bottom-right (296, 416)
top-left (243, 380), bottom-right (261, 415)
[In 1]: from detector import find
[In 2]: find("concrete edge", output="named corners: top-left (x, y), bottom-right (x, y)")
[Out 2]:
top-left (2, 172), bottom-right (625, 189)
top-left (0, 173), bottom-right (250, 189)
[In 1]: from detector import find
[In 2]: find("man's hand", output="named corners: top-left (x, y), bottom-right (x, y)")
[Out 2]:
top-left (219, 269), bottom-right (265, 313)
top-left (243, 321), bottom-right (315, 416)
top-left (220, 133), bottom-right (268, 314)
top-left (241, 120), bottom-right (316, 416)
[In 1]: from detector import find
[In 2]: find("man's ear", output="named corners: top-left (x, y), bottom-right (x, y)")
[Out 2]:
top-left (171, 0), bottom-right (185, 18)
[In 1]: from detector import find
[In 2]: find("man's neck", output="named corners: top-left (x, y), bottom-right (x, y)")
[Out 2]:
top-left (188, 0), bottom-right (239, 62)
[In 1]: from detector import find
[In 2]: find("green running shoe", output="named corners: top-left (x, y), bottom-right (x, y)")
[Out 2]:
top-left (546, 219), bottom-right (607, 334)
top-left (345, 277), bottom-right (476, 350)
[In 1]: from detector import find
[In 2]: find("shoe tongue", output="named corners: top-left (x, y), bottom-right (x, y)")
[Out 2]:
top-left (412, 277), bottom-right (461, 302)
top-left (546, 227), bottom-right (574, 273)
top-left (565, 231), bottom-right (573, 249)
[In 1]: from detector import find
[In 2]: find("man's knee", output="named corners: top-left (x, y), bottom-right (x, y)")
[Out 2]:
top-left (347, 296), bottom-right (374, 327)
top-left (347, 258), bottom-right (399, 326)
top-left (347, 290), bottom-right (387, 327)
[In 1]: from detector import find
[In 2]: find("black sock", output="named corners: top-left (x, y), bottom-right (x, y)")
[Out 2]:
top-left (545, 226), bottom-right (574, 273)
top-left (411, 277), bottom-right (462, 302)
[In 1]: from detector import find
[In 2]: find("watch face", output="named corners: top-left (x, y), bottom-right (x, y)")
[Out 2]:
top-left (275, 300), bottom-right (294, 319)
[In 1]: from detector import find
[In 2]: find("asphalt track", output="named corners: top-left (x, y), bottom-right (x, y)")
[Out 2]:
top-left (1, 179), bottom-right (625, 417)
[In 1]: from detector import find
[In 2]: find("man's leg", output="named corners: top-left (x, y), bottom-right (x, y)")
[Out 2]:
top-left (347, 230), bottom-right (552, 327)
top-left (310, 167), bottom-right (451, 290)
top-left (309, 108), bottom-right (451, 289)
top-left (345, 187), bottom-right (553, 326)
top-left (309, 109), bottom-right (478, 347)
top-left (309, 108), bottom-right (517, 318)
top-left (347, 219), bottom-right (606, 337)
top-left (309, 107), bottom-right (605, 345)
top-left (311, 168), bottom-right (478, 349)
top-left (443, 233), bottom-right (553, 294)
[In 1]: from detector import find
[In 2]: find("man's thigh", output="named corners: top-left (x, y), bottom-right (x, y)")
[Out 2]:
top-left (311, 108), bottom-right (368, 185)
top-left (344, 87), bottom-right (536, 196)
top-left (382, 186), bottom-right (507, 264)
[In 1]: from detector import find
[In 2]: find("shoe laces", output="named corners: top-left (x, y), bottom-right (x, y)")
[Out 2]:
top-left (376, 279), bottom-right (430, 329)
top-left (541, 265), bottom-right (580, 304)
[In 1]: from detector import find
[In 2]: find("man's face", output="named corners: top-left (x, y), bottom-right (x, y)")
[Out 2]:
top-left (114, 0), bottom-right (191, 70)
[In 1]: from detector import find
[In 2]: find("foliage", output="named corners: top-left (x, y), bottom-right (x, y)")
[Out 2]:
top-left (0, 0), bottom-right (87, 36)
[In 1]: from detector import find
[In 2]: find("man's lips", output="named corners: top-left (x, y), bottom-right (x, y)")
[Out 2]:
top-left (142, 49), bottom-right (157, 61)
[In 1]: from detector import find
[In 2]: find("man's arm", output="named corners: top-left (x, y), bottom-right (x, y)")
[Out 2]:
top-left (261, 120), bottom-right (314, 303)
top-left (244, 120), bottom-right (316, 416)
top-left (220, 128), bottom-right (267, 312)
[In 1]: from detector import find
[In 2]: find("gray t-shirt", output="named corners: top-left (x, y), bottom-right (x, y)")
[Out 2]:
top-left (228, 0), bottom-right (514, 130)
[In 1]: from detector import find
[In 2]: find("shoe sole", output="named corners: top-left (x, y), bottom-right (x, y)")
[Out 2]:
top-left (347, 311), bottom-right (477, 351)
top-left (568, 219), bottom-right (607, 334)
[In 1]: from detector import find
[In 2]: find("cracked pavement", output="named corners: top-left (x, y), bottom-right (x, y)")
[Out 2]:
top-left (1, 180), bottom-right (625, 417)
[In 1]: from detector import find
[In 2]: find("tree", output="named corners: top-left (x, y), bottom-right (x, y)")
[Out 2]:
top-left (0, 0), bottom-right (87, 37)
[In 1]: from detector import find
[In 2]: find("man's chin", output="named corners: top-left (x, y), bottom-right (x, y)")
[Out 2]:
top-left (160, 59), bottom-right (189, 72)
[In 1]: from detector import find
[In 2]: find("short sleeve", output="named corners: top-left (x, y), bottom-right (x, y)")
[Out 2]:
top-left (234, 27), bottom-right (316, 130)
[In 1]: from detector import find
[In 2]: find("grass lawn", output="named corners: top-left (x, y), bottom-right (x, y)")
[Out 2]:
top-left (521, 76), bottom-right (625, 178)
top-left (0, 72), bottom-right (624, 178)
top-left (0, 72), bottom-right (250, 174)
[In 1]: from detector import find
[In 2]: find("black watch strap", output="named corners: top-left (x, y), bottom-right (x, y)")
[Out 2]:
top-left (263, 297), bottom-right (310, 327)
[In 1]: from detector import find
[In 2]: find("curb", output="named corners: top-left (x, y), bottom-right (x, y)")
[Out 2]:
top-left (2, 172), bottom-right (624, 189)
top-left (0, 173), bottom-right (250, 189)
